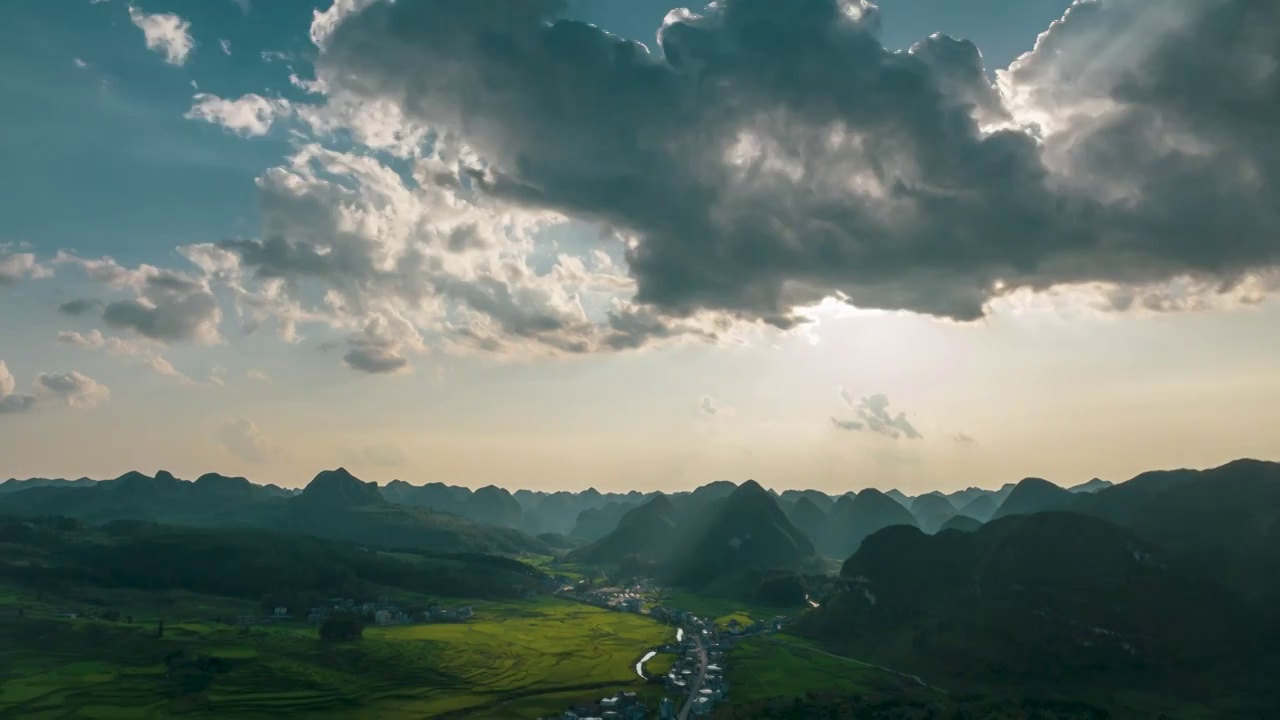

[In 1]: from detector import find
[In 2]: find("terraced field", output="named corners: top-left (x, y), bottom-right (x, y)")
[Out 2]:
top-left (0, 596), bottom-right (673, 719)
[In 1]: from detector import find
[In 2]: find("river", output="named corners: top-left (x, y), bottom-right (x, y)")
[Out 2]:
top-left (633, 650), bottom-right (658, 679)
top-left (635, 624), bottom-right (685, 680)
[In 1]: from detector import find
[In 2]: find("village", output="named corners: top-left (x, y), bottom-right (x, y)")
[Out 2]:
top-left (303, 596), bottom-right (474, 626)
top-left (551, 582), bottom-right (790, 719)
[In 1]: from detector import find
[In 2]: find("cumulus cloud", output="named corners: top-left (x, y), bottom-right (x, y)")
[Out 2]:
top-left (218, 418), bottom-right (274, 462)
top-left (297, 0), bottom-right (1279, 328)
top-left (0, 251), bottom-right (52, 285)
top-left (832, 390), bottom-right (922, 440)
top-left (195, 137), bottom-right (718, 370)
top-left (127, 6), bottom-right (194, 66)
top-left (57, 252), bottom-right (222, 345)
top-left (231, 0), bottom-right (251, 13)
top-left (246, 368), bottom-right (269, 381)
top-left (953, 432), bottom-right (978, 445)
top-left (219, 38), bottom-right (231, 55)
top-left (186, 93), bottom-right (292, 137)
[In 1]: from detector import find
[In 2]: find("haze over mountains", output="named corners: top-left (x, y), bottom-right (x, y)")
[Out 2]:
top-left (0, 468), bottom-right (1113, 540)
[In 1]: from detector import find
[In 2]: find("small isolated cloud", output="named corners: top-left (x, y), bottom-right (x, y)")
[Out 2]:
top-left (219, 38), bottom-right (231, 55)
top-left (185, 93), bottom-right (292, 137)
top-left (245, 368), bottom-right (268, 381)
top-left (36, 371), bottom-right (111, 409)
top-left (953, 432), bottom-right (979, 445)
top-left (1, 360), bottom-right (109, 414)
top-left (361, 444), bottom-right (405, 467)
top-left (231, 0), bottom-right (250, 13)
top-left (0, 252), bottom-right (52, 285)
top-left (127, 6), bottom-right (194, 66)
top-left (344, 346), bottom-right (407, 374)
top-left (218, 418), bottom-right (274, 463)
top-left (73, 57), bottom-right (89, 69)
top-left (698, 395), bottom-right (733, 417)
top-left (260, 51), bottom-right (291, 63)
top-left (340, 314), bottom-right (420, 375)
top-left (832, 390), bottom-right (923, 440)
top-left (58, 298), bottom-right (103, 316)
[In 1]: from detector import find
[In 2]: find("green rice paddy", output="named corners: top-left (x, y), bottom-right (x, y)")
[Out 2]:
top-left (0, 595), bottom-right (674, 719)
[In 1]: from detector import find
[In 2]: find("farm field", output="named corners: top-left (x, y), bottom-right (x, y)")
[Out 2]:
top-left (0, 594), bottom-right (674, 719)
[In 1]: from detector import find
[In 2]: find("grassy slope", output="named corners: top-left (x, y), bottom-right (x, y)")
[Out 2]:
top-left (1, 594), bottom-right (673, 719)
top-left (724, 635), bottom-right (925, 706)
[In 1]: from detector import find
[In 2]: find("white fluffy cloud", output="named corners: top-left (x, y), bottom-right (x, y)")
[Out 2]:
top-left (196, 139), bottom-right (718, 372)
top-left (0, 251), bottom-right (52, 285)
top-left (127, 6), bottom-right (194, 66)
top-left (186, 93), bottom-right (292, 137)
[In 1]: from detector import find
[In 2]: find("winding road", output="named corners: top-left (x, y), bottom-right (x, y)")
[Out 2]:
top-left (676, 630), bottom-right (708, 720)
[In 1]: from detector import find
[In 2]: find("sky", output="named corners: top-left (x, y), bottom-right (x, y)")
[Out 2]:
top-left (1, 0), bottom-right (1278, 494)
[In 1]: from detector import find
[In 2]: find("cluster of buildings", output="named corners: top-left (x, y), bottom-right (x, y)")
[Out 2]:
top-left (573, 584), bottom-right (649, 615)
top-left (304, 597), bottom-right (473, 626)
top-left (558, 691), bottom-right (649, 720)
top-left (541, 588), bottom-right (794, 719)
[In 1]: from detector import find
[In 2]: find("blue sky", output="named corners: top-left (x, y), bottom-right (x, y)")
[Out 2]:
top-left (2, 0), bottom-right (1278, 491)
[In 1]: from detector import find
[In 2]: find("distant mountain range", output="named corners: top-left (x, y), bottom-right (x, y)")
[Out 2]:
top-left (0, 468), bottom-right (545, 556)
top-left (7, 460), bottom-right (1273, 577)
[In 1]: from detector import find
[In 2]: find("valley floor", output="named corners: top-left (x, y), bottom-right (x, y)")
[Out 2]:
top-left (0, 591), bottom-right (670, 719)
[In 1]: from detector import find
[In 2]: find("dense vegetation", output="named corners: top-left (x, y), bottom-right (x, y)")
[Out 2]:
top-left (0, 516), bottom-right (543, 611)
top-left (797, 512), bottom-right (1280, 715)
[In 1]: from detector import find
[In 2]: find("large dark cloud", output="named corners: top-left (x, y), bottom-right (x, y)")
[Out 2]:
top-left (312, 0), bottom-right (1280, 324)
